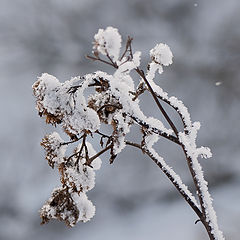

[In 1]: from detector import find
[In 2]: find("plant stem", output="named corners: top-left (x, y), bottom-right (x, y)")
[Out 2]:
top-left (135, 68), bottom-right (179, 136)
top-left (125, 141), bottom-right (202, 219)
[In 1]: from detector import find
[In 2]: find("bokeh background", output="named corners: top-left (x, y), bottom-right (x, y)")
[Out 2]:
top-left (1, 0), bottom-right (240, 239)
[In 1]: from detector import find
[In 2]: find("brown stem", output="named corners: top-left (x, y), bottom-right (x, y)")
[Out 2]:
top-left (129, 82), bottom-right (147, 101)
top-left (130, 115), bottom-right (181, 145)
top-left (153, 90), bottom-right (188, 132)
top-left (66, 151), bottom-right (79, 162)
top-left (133, 70), bottom-right (216, 239)
top-left (125, 38), bottom-right (178, 135)
top-left (75, 134), bottom-right (87, 167)
top-left (95, 130), bottom-right (111, 139)
top-left (60, 135), bottom-right (83, 146)
top-left (86, 55), bottom-right (116, 68)
top-left (120, 36), bottom-right (133, 61)
top-left (125, 141), bottom-right (203, 220)
top-left (97, 104), bottom-right (122, 113)
top-left (87, 38), bottom-right (217, 239)
top-left (181, 148), bottom-right (216, 240)
top-left (135, 68), bottom-right (179, 136)
top-left (85, 144), bottom-right (113, 167)
top-left (106, 52), bottom-right (118, 68)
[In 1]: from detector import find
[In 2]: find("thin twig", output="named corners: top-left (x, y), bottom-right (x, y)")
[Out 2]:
top-left (85, 144), bottom-right (113, 167)
top-left (153, 90), bottom-right (188, 132)
top-left (125, 141), bottom-right (203, 221)
top-left (97, 104), bottom-right (122, 113)
top-left (86, 55), bottom-right (116, 68)
top-left (106, 52), bottom-right (118, 68)
top-left (135, 68), bottom-right (179, 136)
top-left (74, 134), bottom-right (87, 167)
top-left (95, 130), bottom-right (111, 139)
top-left (130, 115), bottom-right (181, 145)
top-left (60, 135), bottom-right (84, 146)
top-left (120, 36), bottom-right (133, 61)
top-left (129, 82), bottom-right (147, 101)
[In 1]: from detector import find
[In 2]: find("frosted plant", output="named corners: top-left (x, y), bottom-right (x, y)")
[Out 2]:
top-left (33, 26), bottom-right (224, 240)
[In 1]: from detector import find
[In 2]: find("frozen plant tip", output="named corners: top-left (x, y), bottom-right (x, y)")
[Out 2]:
top-left (33, 26), bottom-right (224, 240)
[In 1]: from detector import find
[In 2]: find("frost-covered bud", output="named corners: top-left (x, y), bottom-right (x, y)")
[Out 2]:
top-left (93, 26), bottom-right (122, 62)
top-left (59, 141), bottom-right (101, 193)
top-left (88, 91), bottom-right (122, 124)
top-left (63, 165), bottom-right (96, 193)
top-left (111, 111), bottom-right (132, 155)
top-left (32, 73), bottom-right (62, 125)
top-left (40, 187), bottom-right (95, 227)
top-left (41, 132), bottom-right (67, 168)
top-left (71, 192), bottom-right (95, 223)
top-left (150, 43), bottom-right (173, 66)
top-left (40, 187), bottom-right (80, 227)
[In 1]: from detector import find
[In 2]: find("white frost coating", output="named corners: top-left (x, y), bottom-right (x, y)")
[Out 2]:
top-left (150, 43), bottom-right (173, 66)
top-left (86, 67), bottom-right (173, 140)
top-left (41, 188), bottom-right (96, 226)
top-left (44, 132), bottom-right (67, 166)
top-left (71, 192), bottom-right (95, 223)
top-left (146, 62), bottom-right (194, 134)
top-left (144, 141), bottom-right (199, 208)
top-left (179, 132), bottom-right (224, 239)
top-left (144, 132), bottom-right (159, 149)
top-left (65, 165), bottom-right (95, 192)
top-left (146, 43), bottom-right (223, 239)
top-left (86, 68), bottom-right (173, 155)
top-left (36, 28), bottom-right (224, 235)
top-left (110, 73), bottom-right (173, 136)
top-left (108, 64), bottom-right (173, 153)
top-left (94, 26), bottom-right (122, 61)
top-left (64, 142), bottom-right (102, 192)
top-left (62, 76), bottom-right (100, 134)
top-left (132, 51), bottom-right (141, 67)
top-left (34, 73), bottom-right (61, 115)
top-left (147, 62), bottom-right (164, 80)
top-left (196, 146), bottom-right (212, 159)
top-left (33, 73), bottom-right (100, 135)
top-left (112, 110), bottom-right (131, 154)
top-left (86, 142), bottom-right (102, 170)
top-left (116, 51), bottom-right (141, 73)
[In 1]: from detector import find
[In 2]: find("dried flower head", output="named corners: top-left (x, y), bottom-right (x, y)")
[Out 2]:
top-left (41, 132), bottom-right (67, 168)
top-left (40, 187), bottom-right (95, 227)
top-left (150, 43), bottom-right (173, 66)
top-left (93, 26), bottom-right (122, 61)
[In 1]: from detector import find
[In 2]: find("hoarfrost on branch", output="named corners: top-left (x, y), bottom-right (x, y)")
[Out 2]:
top-left (33, 26), bottom-right (224, 240)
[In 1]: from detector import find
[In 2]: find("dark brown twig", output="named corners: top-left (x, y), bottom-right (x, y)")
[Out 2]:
top-left (135, 68), bottom-right (179, 136)
top-left (120, 36), bottom-right (133, 61)
top-left (86, 55), bottom-right (116, 68)
top-left (106, 52), bottom-right (118, 68)
top-left (130, 115), bottom-right (181, 145)
top-left (125, 141), bottom-right (203, 221)
top-left (97, 104), bottom-right (122, 113)
top-left (60, 135), bottom-right (84, 146)
top-left (85, 144), bottom-right (113, 167)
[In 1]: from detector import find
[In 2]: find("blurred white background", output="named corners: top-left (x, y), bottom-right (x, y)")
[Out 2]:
top-left (0, 0), bottom-right (240, 239)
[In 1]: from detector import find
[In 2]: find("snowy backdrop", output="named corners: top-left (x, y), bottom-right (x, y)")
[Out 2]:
top-left (0, 0), bottom-right (240, 239)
